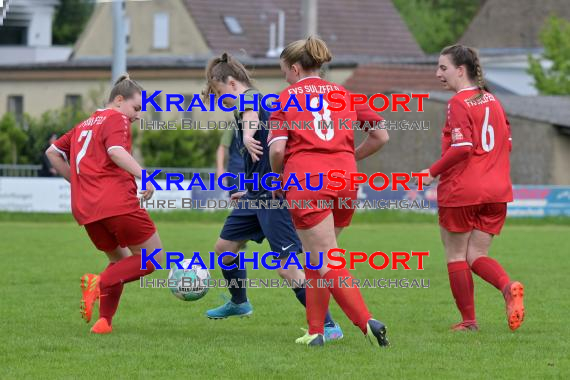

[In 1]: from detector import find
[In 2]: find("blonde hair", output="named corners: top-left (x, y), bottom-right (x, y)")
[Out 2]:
top-left (108, 73), bottom-right (143, 103)
top-left (440, 44), bottom-right (488, 100)
top-left (280, 35), bottom-right (332, 70)
top-left (203, 53), bottom-right (253, 100)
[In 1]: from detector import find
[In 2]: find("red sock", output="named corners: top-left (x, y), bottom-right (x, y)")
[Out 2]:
top-left (471, 256), bottom-right (510, 292)
top-left (98, 256), bottom-right (155, 324)
top-left (323, 268), bottom-right (372, 334)
top-left (447, 261), bottom-right (476, 322)
top-left (304, 268), bottom-right (330, 335)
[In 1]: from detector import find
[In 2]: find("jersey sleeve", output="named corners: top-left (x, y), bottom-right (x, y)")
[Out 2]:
top-left (447, 98), bottom-right (473, 147)
top-left (220, 128), bottom-right (233, 147)
top-left (100, 113), bottom-right (130, 153)
top-left (52, 128), bottom-right (74, 162)
top-left (267, 91), bottom-right (289, 146)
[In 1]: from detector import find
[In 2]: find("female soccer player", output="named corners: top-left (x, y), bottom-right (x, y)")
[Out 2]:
top-left (268, 36), bottom-right (390, 347)
top-left (203, 53), bottom-right (343, 341)
top-left (418, 45), bottom-right (524, 331)
top-left (46, 74), bottom-right (163, 334)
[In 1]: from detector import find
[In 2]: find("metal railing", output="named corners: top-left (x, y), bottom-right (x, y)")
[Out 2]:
top-left (0, 164), bottom-right (215, 178)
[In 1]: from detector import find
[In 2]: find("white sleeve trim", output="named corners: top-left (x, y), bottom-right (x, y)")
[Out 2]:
top-left (51, 144), bottom-right (68, 163)
top-left (267, 136), bottom-right (288, 146)
top-left (450, 142), bottom-right (473, 147)
top-left (107, 145), bottom-right (126, 153)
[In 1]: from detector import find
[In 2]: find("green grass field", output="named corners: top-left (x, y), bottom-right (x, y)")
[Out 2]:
top-left (1, 212), bottom-right (569, 379)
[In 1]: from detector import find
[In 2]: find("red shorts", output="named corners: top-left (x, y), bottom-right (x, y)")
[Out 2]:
top-left (84, 208), bottom-right (156, 252)
top-left (438, 203), bottom-right (507, 235)
top-left (285, 177), bottom-right (357, 230)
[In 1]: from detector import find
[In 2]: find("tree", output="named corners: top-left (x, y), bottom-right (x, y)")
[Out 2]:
top-left (392, 0), bottom-right (482, 54)
top-left (528, 16), bottom-right (570, 95)
top-left (0, 113), bottom-right (28, 164)
top-left (52, 0), bottom-right (94, 45)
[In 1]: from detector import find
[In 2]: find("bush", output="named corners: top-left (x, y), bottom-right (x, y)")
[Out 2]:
top-left (141, 128), bottom-right (220, 168)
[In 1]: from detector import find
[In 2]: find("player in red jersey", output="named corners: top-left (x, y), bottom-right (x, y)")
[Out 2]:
top-left (46, 74), bottom-right (163, 334)
top-left (268, 36), bottom-right (390, 347)
top-left (418, 45), bottom-right (524, 332)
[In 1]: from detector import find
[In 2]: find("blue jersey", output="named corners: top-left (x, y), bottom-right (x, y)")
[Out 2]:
top-left (234, 89), bottom-right (273, 199)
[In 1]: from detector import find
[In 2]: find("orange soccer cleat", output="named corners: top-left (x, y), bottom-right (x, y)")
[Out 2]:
top-left (90, 318), bottom-right (112, 334)
top-left (80, 274), bottom-right (100, 323)
top-left (504, 281), bottom-right (525, 331)
top-left (451, 320), bottom-right (479, 332)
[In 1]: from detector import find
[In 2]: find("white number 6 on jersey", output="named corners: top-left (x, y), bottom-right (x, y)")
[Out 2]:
top-left (482, 106), bottom-right (494, 152)
top-left (76, 130), bottom-right (93, 174)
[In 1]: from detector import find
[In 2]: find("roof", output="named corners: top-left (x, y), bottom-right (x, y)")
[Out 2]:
top-left (183, 0), bottom-right (424, 58)
top-left (428, 91), bottom-right (570, 128)
top-left (343, 63), bottom-right (442, 93)
top-left (460, 0), bottom-right (570, 49)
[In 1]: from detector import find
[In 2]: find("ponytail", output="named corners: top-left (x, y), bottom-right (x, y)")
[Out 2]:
top-left (281, 35), bottom-right (332, 70)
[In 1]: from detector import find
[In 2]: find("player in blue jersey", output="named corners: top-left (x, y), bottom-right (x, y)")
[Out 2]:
top-left (203, 53), bottom-right (343, 341)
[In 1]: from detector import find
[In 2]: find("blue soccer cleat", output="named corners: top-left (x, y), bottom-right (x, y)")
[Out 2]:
top-left (365, 319), bottom-right (390, 347)
top-left (324, 322), bottom-right (344, 341)
top-left (206, 299), bottom-right (253, 319)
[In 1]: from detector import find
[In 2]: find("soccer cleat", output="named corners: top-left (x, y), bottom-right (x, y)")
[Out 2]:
top-left (365, 319), bottom-right (389, 347)
top-left (206, 300), bottom-right (253, 319)
top-left (324, 322), bottom-right (344, 341)
top-left (451, 320), bottom-right (479, 331)
top-left (295, 330), bottom-right (325, 346)
top-left (80, 274), bottom-right (100, 323)
top-left (504, 281), bottom-right (525, 331)
top-left (90, 318), bottom-right (112, 334)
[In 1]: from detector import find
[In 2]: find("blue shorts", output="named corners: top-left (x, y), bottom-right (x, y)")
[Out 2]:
top-left (220, 200), bottom-right (303, 260)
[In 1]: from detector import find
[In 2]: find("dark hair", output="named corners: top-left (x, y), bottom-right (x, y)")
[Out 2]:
top-left (440, 44), bottom-right (489, 99)
top-left (203, 53), bottom-right (253, 100)
top-left (280, 35), bottom-right (332, 71)
top-left (108, 73), bottom-right (143, 103)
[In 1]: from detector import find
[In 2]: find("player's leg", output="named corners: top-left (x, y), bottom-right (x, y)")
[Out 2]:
top-left (259, 206), bottom-right (343, 340)
top-left (439, 206), bottom-right (478, 331)
top-left (81, 222), bottom-right (130, 324)
top-left (467, 203), bottom-right (524, 331)
top-left (207, 207), bottom-right (260, 319)
top-left (92, 210), bottom-right (160, 333)
top-left (296, 214), bottom-right (388, 347)
top-left (205, 237), bottom-right (253, 319)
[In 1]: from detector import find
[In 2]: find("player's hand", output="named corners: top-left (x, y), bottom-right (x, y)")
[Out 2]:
top-left (243, 135), bottom-right (263, 162)
top-left (140, 182), bottom-right (155, 201)
top-left (416, 168), bottom-right (435, 187)
top-left (230, 191), bottom-right (246, 200)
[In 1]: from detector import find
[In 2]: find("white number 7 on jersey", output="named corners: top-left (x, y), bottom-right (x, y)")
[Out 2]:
top-left (482, 106), bottom-right (495, 152)
top-left (76, 130), bottom-right (93, 174)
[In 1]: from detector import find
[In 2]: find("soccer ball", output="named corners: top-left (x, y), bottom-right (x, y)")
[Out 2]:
top-left (167, 259), bottom-right (211, 301)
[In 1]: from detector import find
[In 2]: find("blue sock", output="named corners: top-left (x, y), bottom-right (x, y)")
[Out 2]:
top-left (292, 287), bottom-right (335, 327)
top-left (222, 255), bottom-right (247, 304)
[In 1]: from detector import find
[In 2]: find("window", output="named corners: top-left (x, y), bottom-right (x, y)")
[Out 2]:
top-left (7, 95), bottom-right (23, 124)
top-left (183, 94), bottom-right (193, 120)
top-left (223, 16), bottom-right (243, 35)
top-left (0, 26), bottom-right (27, 45)
top-left (153, 13), bottom-right (169, 49)
top-left (65, 94), bottom-right (82, 111)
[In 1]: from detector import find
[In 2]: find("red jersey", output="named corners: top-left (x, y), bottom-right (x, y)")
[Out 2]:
top-left (267, 77), bottom-right (382, 181)
top-left (53, 108), bottom-right (139, 225)
top-left (437, 87), bottom-right (513, 207)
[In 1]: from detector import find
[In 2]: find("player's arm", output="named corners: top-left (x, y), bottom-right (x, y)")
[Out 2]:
top-left (353, 102), bottom-right (389, 161)
top-left (46, 130), bottom-right (73, 182)
top-left (46, 145), bottom-right (71, 182)
top-left (216, 129), bottom-right (232, 179)
top-left (107, 147), bottom-right (154, 200)
top-left (420, 99), bottom-right (472, 186)
top-left (242, 109), bottom-right (263, 162)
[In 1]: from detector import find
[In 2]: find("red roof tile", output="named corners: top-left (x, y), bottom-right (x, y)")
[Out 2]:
top-left (183, 0), bottom-right (423, 58)
top-left (343, 64), bottom-right (442, 94)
